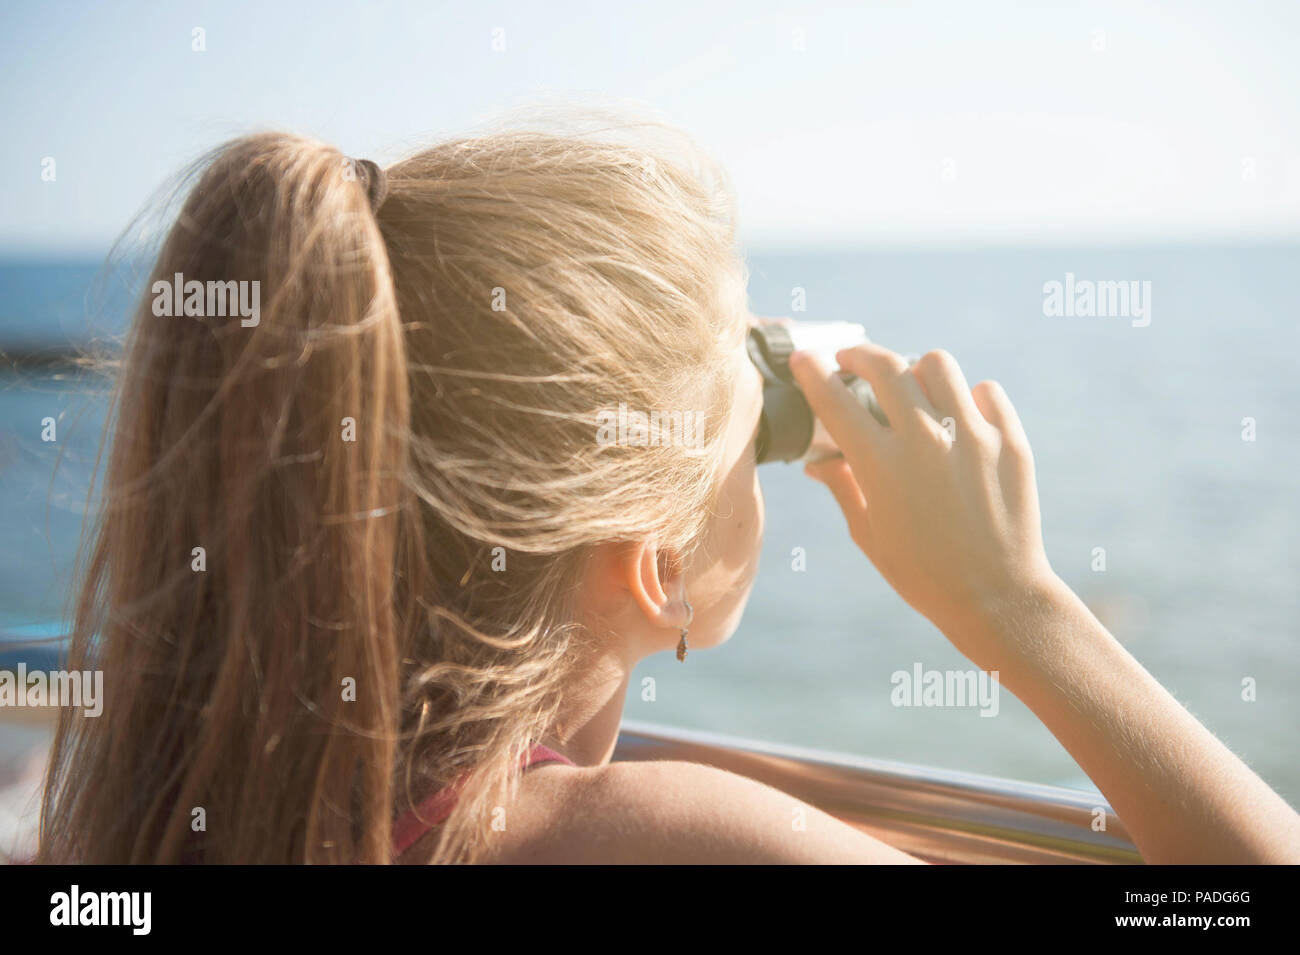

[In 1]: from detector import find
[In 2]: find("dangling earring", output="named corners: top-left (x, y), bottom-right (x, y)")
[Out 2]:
top-left (676, 598), bottom-right (694, 662)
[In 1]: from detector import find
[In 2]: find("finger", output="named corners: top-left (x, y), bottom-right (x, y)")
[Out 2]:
top-left (788, 349), bottom-right (885, 459)
top-left (834, 343), bottom-right (937, 427)
top-left (910, 349), bottom-right (985, 431)
top-left (804, 457), bottom-right (874, 553)
top-left (804, 457), bottom-right (867, 517)
top-left (971, 380), bottom-right (1029, 449)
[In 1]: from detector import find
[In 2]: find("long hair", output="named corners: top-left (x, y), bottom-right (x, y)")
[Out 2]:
top-left (38, 126), bottom-right (748, 863)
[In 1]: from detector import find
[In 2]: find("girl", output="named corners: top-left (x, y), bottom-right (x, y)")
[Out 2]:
top-left (37, 129), bottom-right (1300, 863)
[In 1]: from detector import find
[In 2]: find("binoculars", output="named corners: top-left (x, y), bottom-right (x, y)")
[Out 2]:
top-left (747, 321), bottom-right (890, 464)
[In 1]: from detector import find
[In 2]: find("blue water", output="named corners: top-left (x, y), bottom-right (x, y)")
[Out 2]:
top-left (3, 247), bottom-right (1298, 802)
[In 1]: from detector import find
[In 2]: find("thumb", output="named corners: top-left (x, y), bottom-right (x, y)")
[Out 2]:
top-left (804, 457), bottom-right (871, 549)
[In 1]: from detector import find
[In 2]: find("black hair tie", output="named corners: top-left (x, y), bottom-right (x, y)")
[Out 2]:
top-left (351, 157), bottom-right (389, 212)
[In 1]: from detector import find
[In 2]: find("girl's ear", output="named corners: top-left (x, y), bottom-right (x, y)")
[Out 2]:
top-left (621, 541), bottom-right (692, 630)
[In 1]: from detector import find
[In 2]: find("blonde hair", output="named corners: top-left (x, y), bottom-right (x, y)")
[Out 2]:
top-left (38, 126), bottom-right (749, 863)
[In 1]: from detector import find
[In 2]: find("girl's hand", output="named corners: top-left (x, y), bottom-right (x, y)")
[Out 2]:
top-left (788, 344), bottom-right (1057, 671)
top-left (792, 343), bottom-right (1300, 865)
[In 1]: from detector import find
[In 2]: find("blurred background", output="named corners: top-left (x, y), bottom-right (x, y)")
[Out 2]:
top-left (2, 1), bottom-right (1298, 856)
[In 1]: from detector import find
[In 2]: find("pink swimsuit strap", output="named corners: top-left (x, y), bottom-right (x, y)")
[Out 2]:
top-left (391, 742), bottom-right (574, 858)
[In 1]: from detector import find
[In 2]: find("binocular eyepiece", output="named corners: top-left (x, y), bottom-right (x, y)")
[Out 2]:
top-left (747, 321), bottom-right (890, 465)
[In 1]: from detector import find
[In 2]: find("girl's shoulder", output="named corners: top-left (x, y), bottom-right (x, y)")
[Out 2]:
top-left (485, 758), bottom-right (923, 864)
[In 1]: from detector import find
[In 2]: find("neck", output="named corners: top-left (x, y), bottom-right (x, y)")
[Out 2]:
top-left (540, 628), bottom-right (642, 766)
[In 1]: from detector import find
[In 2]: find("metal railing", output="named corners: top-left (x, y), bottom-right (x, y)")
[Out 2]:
top-left (612, 720), bottom-right (1141, 864)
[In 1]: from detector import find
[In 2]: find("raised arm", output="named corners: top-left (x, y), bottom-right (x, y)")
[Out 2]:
top-left (789, 344), bottom-right (1300, 864)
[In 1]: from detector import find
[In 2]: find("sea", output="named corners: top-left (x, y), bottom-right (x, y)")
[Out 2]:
top-left (2, 245), bottom-right (1297, 804)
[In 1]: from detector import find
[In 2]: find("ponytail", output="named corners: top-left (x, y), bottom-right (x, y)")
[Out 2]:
top-left (40, 125), bottom-right (749, 865)
top-left (39, 134), bottom-right (410, 863)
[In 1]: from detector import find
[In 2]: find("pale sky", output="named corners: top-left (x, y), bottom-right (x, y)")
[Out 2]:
top-left (2, 0), bottom-right (1298, 254)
